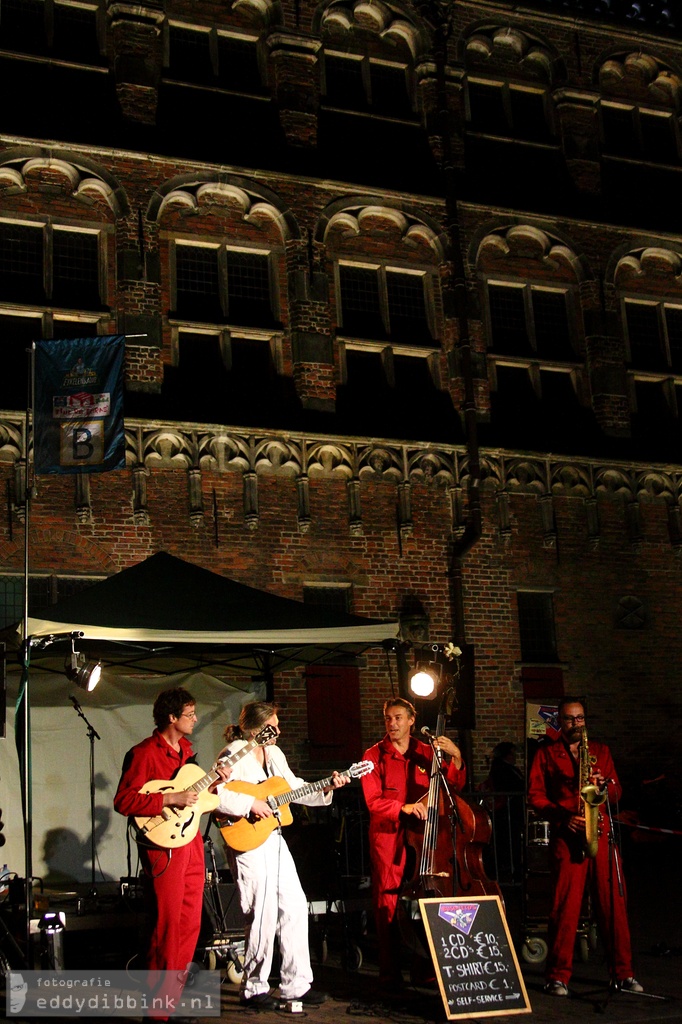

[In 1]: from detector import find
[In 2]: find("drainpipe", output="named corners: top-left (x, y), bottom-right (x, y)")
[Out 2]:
top-left (422, 3), bottom-right (483, 777)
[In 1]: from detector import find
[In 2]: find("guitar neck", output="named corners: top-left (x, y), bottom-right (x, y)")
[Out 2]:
top-left (272, 770), bottom-right (349, 808)
top-left (188, 737), bottom-right (260, 795)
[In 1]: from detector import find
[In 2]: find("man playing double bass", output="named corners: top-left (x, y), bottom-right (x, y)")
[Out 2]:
top-left (361, 697), bottom-right (465, 992)
top-left (528, 697), bottom-right (642, 997)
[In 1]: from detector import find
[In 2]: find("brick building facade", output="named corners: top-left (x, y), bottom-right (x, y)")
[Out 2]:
top-left (0, 0), bottom-right (681, 791)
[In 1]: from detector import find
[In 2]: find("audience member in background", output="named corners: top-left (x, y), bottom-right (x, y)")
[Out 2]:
top-left (478, 742), bottom-right (525, 882)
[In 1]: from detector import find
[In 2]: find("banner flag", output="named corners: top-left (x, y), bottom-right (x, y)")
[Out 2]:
top-left (33, 335), bottom-right (126, 475)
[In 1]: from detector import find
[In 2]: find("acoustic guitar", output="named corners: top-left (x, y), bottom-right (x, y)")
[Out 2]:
top-left (216, 759), bottom-right (374, 853)
top-left (133, 724), bottom-right (277, 849)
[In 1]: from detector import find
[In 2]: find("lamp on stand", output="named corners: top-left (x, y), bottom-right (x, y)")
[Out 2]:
top-left (65, 638), bottom-right (102, 900)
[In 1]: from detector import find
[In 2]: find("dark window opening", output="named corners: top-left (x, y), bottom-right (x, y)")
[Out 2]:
top-left (217, 35), bottom-right (262, 92)
top-left (640, 112), bottom-right (678, 164)
top-left (509, 89), bottom-right (552, 143)
top-left (53, 2), bottom-right (101, 64)
top-left (168, 331), bottom-right (285, 426)
top-left (168, 27), bottom-right (213, 84)
top-left (175, 246), bottom-right (222, 322)
top-left (602, 106), bottom-right (637, 158)
top-left (468, 81), bottom-right (551, 142)
top-left (338, 349), bottom-right (459, 443)
top-left (468, 81), bottom-right (507, 134)
top-left (517, 591), bottom-right (558, 663)
top-left (175, 246), bottom-right (275, 327)
top-left (0, 0), bottom-right (46, 55)
top-left (488, 285), bottom-right (531, 355)
top-left (324, 56), bottom-right (366, 111)
top-left (386, 272), bottom-right (431, 344)
top-left (666, 307), bottom-right (682, 371)
top-left (176, 331), bottom-right (227, 401)
top-left (603, 105), bottom-right (678, 164)
top-left (0, 1), bottom-right (101, 65)
top-left (0, 223), bottom-right (44, 304)
top-left (370, 63), bottom-right (411, 118)
top-left (533, 291), bottom-right (573, 361)
top-left (226, 250), bottom-right (274, 327)
top-left (52, 230), bottom-right (100, 309)
top-left (0, 314), bottom-right (40, 409)
top-left (625, 303), bottom-right (666, 371)
top-left (631, 379), bottom-right (680, 461)
top-left (323, 56), bottom-right (411, 118)
top-left (339, 266), bottom-right (384, 339)
top-left (0, 573), bottom-right (101, 629)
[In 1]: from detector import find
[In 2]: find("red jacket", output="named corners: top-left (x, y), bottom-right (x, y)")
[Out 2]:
top-left (114, 729), bottom-right (196, 818)
top-left (528, 735), bottom-right (622, 829)
top-left (362, 734), bottom-right (466, 835)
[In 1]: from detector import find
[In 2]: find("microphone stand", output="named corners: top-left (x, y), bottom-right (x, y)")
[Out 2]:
top-left (69, 695), bottom-right (101, 899)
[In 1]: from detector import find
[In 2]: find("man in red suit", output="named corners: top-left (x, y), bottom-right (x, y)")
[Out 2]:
top-left (528, 697), bottom-right (642, 997)
top-left (114, 687), bottom-right (229, 1017)
top-left (361, 697), bottom-right (466, 990)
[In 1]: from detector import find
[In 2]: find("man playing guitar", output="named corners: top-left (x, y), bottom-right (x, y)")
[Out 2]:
top-left (114, 686), bottom-right (230, 1015)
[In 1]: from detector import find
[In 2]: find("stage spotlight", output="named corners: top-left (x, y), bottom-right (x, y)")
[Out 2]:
top-left (408, 661), bottom-right (442, 699)
top-left (65, 643), bottom-right (101, 692)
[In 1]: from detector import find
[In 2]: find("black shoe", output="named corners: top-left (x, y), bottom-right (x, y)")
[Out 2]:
top-left (297, 988), bottom-right (328, 1005)
top-left (239, 992), bottom-right (279, 1010)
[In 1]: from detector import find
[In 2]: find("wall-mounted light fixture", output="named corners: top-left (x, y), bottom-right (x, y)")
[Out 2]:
top-left (408, 660), bottom-right (442, 699)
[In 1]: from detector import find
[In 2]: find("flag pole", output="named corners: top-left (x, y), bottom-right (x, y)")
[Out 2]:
top-left (17, 341), bottom-right (36, 964)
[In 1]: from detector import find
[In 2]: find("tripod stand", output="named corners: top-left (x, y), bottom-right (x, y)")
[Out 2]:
top-left (68, 695), bottom-right (100, 898)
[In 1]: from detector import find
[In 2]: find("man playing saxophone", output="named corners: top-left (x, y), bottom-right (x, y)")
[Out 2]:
top-left (528, 697), bottom-right (642, 997)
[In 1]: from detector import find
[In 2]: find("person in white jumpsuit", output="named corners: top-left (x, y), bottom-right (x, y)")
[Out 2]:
top-left (215, 701), bottom-right (349, 1008)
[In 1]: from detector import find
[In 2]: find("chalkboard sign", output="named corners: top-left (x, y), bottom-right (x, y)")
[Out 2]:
top-left (419, 896), bottom-right (531, 1020)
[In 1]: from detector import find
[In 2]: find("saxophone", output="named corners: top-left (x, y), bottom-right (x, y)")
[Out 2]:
top-left (579, 725), bottom-right (606, 858)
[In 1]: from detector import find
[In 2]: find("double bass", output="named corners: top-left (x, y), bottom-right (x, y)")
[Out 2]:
top-left (399, 712), bottom-right (502, 956)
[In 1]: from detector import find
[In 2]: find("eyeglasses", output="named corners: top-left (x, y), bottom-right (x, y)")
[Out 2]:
top-left (561, 715), bottom-right (585, 724)
top-left (180, 711), bottom-right (198, 720)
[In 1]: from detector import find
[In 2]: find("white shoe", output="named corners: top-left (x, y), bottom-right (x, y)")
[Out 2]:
top-left (619, 977), bottom-right (643, 993)
top-left (544, 980), bottom-right (568, 996)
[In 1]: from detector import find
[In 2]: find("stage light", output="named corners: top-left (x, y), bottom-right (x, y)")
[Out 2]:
top-left (408, 661), bottom-right (442, 699)
top-left (64, 640), bottom-right (101, 692)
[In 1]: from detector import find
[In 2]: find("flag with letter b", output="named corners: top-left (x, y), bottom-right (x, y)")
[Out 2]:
top-left (33, 335), bottom-right (126, 475)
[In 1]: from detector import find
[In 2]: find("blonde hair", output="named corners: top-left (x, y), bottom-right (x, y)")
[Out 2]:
top-left (223, 700), bottom-right (278, 743)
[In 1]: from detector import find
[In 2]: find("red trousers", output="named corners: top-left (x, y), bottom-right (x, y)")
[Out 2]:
top-left (546, 833), bottom-right (634, 984)
top-left (143, 835), bottom-right (205, 972)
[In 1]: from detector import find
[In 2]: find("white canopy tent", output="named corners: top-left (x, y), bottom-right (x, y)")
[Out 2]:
top-left (5, 552), bottom-right (400, 885)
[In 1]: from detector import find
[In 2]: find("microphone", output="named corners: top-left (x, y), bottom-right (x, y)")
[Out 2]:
top-left (421, 726), bottom-right (432, 737)
top-left (69, 694), bottom-right (83, 712)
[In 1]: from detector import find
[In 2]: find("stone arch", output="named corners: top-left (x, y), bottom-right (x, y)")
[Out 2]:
top-left (598, 51), bottom-right (682, 110)
top-left (317, 197), bottom-right (447, 261)
top-left (314, 0), bottom-right (426, 59)
top-left (613, 245), bottom-right (682, 292)
top-left (231, 0), bottom-right (283, 29)
top-left (474, 222), bottom-right (588, 283)
top-left (0, 147), bottom-right (129, 218)
top-left (148, 172), bottom-right (299, 242)
top-left (460, 20), bottom-right (561, 84)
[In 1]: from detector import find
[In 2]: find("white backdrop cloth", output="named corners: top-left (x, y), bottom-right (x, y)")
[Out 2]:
top-left (0, 669), bottom-right (263, 885)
